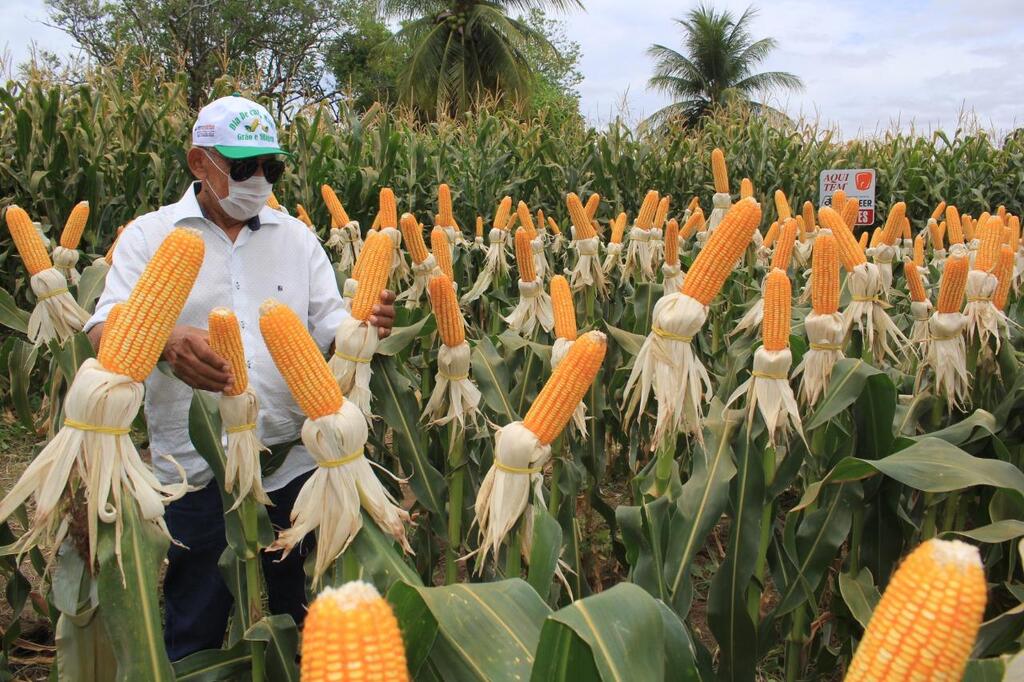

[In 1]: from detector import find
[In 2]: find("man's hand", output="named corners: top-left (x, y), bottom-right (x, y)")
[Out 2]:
top-left (369, 290), bottom-right (396, 339)
top-left (163, 325), bottom-right (234, 392)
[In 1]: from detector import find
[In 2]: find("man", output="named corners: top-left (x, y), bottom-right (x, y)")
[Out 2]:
top-left (85, 94), bottom-right (395, 660)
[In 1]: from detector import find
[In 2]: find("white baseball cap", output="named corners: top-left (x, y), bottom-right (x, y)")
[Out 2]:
top-left (191, 94), bottom-right (289, 159)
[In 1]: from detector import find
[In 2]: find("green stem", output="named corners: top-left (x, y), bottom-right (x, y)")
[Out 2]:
top-left (446, 424), bottom-right (465, 585)
top-left (342, 548), bottom-right (360, 581)
top-left (241, 500), bottom-right (265, 682)
top-left (548, 435), bottom-right (564, 516)
top-left (920, 493), bottom-right (938, 540)
top-left (785, 606), bottom-right (808, 682)
top-left (506, 526), bottom-right (522, 577)
top-left (940, 492), bottom-right (960, 534)
top-left (654, 434), bottom-right (676, 497)
top-left (849, 506), bottom-right (864, 574)
top-left (748, 444), bottom-right (777, 622)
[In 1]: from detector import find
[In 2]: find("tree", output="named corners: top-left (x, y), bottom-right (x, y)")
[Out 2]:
top-left (646, 4), bottom-right (802, 126)
top-left (326, 3), bottom-right (407, 111)
top-left (519, 7), bottom-right (583, 126)
top-left (45, 0), bottom-right (346, 111)
top-left (378, 0), bottom-right (584, 119)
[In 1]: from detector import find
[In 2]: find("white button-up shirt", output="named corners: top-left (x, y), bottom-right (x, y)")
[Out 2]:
top-left (86, 183), bottom-right (349, 491)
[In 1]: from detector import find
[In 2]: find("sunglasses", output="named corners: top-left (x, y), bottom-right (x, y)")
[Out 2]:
top-left (214, 151), bottom-right (286, 184)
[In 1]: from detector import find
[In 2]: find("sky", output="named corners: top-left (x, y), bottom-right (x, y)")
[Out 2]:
top-left (2, 0), bottom-right (1022, 139)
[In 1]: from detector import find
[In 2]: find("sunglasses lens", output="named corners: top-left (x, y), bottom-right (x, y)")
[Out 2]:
top-left (229, 158), bottom-right (259, 182)
top-left (263, 160), bottom-right (285, 184)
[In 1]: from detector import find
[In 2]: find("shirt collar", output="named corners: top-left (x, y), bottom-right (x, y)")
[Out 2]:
top-left (171, 182), bottom-right (283, 232)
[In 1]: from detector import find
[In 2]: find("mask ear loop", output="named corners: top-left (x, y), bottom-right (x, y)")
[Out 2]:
top-left (201, 148), bottom-right (233, 203)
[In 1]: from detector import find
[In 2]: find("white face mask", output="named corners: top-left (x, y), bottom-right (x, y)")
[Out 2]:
top-left (203, 149), bottom-right (274, 221)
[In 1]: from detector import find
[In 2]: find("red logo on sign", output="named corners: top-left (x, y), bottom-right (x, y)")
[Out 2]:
top-left (855, 172), bottom-right (872, 191)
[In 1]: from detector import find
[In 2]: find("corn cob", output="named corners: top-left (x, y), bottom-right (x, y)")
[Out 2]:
top-left (770, 219), bottom-right (797, 271)
top-left (929, 219), bottom-right (944, 250)
top-left (99, 228), bottom-right (205, 382)
top-left (931, 201), bottom-right (947, 222)
top-left (438, 183), bottom-right (454, 227)
top-left (566, 193), bottom-right (597, 239)
top-left (295, 204), bottom-right (314, 228)
top-left (962, 214), bottom-right (975, 241)
top-left (430, 226), bottom-right (454, 281)
top-left (208, 308), bottom-right (249, 396)
top-left (494, 196), bottom-right (512, 230)
top-left (522, 331), bottom-right (606, 445)
top-left (997, 204), bottom-right (1007, 221)
top-left (547, 217), bottom-right (562, 236)
top-left (858, 232), bottom-right (869, 251)
top-left (370, 211), bottom-right (381, 231)
top-left (913, 234), bottom-right (925, 266)
top-left (321, 184), bottom-right (350, 226)
top-left (266, 192), bottom-right (281, 210)
top-left (351, 232), bottom-right (393, 321)
top-left (974, 217), bottom-right (1002, 271)
top-left (517, 201), bottom-right (537, 239)
top-left (300, 581), bottom-right (409, 682)
top-left (831, 190), bottom-right (847, 215)
top-left (427, 275), bottom-right (464, 347)
top-left (993, 245), bottom-right (1014, 310)
top-left (5, 205), bottom-right (53, 276)
top-left (842, 199), bottom-right (859, 229)
top-left (475, 216), bottom-right (484, 239)
top-left (870, 228), bottom-right (883, 249)
top-left (665, 219), bottom-right (680, 266)
top-left (378, 187), bottom-right (398, 229)
top-left (740, 178), bottom-right (754, 199)
top-left (681, 198), bottom-right (762, 305)
top-left (844, 539), bottom-right (985, 682)
top-left (762, 268), bottom-right (791, 351)
top-left (802, 201), bottom-right (815, 232)
top-left (59, 201), bottom-right (89, 250)
top-left (514, 228), bottom-right (536, 282)
top-left (811, 229), bottom-right (840, 314)
top-left (636, 190), bottom-right (659, 229)
top-left (710, 148), bottom-right (729, 193)
top-left (880, 202), bottom-right (907, 245)
top-left (946, 205), bottom-right (964, 244)
top-left (1010, 215), bottom-right (1021, 247)
top-left (687, 196), bottom-right (700, 213)
top-left (585, 193), bottom-right (601, 222)
top-left (774, 190), bottom-right (792, 221)
top-left (610, 212), bottom-right (627, 244)
top-left (904, 262), bottom-right (927, 303)
top-left (104, 225), bottom-right (126, 265)
top-left (98, 303), bottom-right (124, 357)
top-left (901, 216), bottom-right (911, 241)
top-left (400, 213), bottom-right (429, 264)
top-left (681, 209), bottom-right (704, 240)
top-left (795, 216), bottom-right (807, 242)
top-left (653, 196), bottom-right (671, 230)
top-left (818, 206), bottom-right (866, 271)
top-left (550, 275), bottom-right (577, 341)
top-left (936, 253), bottom-right (968, 314)
top-left (763, 221), bottom-right (780, 249)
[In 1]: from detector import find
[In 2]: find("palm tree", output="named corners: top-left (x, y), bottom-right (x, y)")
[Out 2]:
top-left (646, 4), bottom-right (803, 126)
top-left (379, 1), bottom-right (583, 118)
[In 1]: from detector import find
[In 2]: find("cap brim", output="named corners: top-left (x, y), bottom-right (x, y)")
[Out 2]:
top-left (215, 144), bottom-right (292, 159)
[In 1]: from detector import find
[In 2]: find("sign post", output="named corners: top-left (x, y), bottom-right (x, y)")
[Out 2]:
top-left (819, 169), bottom-right (876, 226)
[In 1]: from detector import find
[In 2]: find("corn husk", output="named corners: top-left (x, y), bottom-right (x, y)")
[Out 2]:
top-left (51, 245), bottom-right (81, 285)
top-left (602, 242), bottom-right (624, 276)
top-left (792, 239), bottom-right (814, 269)
top-left (26, 267), bottom-right (90, 346)
top-left (661, 263), bottom-right (685, 293)
top-left (793, 312), bottom-right (845, 406)
top-left (1014, 245), bottom-right (1024, 292)
top-left (396, 254), bottom-right (439, 309)
top-left (909, 300), bottom-right (933, 351)
top-left (727, 347), bottom-right (803, 446)
top-left (843, 262), bottom-right (908, 362)
top-left (326, 221), bottom-right (363, 275)
top-left (623, 227), bottom-right (653, 281)
top-left (220, 387), bottom-right (272, 511)
top-left (730, 276), bottom-right (766, 338)
top-left (867, 243), bottom-right (899, 294)
top-left (271, 399), bottom-right (411, 584)
top-left (328, 318), bottom-right (378, 416)
top-left (381, 227), bottom-right (410, 291)
top-left (963, 269), bottom-right (1007, 349)
top-left (503, 278), bottom-right (554, 338)
top-left (340, 278), bottom-right (357, 314)
top-left (568, 231), bottom-right (606, 296)
top-left (462, 228), bottom-right (510, 305)
top-left (530, 237), bottom-right (547, 281)
top-left (917, 312), bottom-right (970, 411)
top-left (422, 342), bottom-right (481, 428)
top-left (707, 192), bottom-right (732, 231)
top-left (648, 227), bottom-right (665, 273)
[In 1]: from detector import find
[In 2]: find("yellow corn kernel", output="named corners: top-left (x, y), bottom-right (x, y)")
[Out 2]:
top-left (295, 204), bottom-right (314, 228)
top-left (681, 209), bottom-right (704, 240)
top-left (584, 193), bottom-right (601, 222)
top-left (818, 207), bottom-right (866, 272)
top-left (430, 227), bottom-right (454, 281)
top-left (653, 196), bottom-right (671, 230)
top-left (997, 204), bottom-right (1007, 221)
top-left (931, 200), bottom-right (947, 222)
top-left (740, 178), bottom-right (754, 199)
top-left (550, 275), bottom-right (577, 341)
top-left (802, 201), bottom-right (816, 233)
top-left (259, 300), bottom-right (341, 420)
top-left (494, 196), bottom-right (513, 230)
top-left (266, 192), bottom-right (281, 211)
top-left (438, 183), bottom-right (454, 227)
top-left (517, 201), bottom-right (537, 239)
top-left (859, 231), bottom-right (869, 251)
top-left (104, 225), bottom-right (126, 266)
top-left (870, 228), bottom-right (883, 249)
top-left (566, 193), bottom-right (597, 240)
top-left (5, 205), bottom-right (53, 276)
top-left (842, 199), bottom-right (859, 229)
top-left (98, 303), bottom-right (124, 357)
top-left (929, 219), bottom-right (944, 250)
top-left (399, 213), bottom-right (429, 265)
top-left (370, 211), bottom-right (382, 231)
top-left (946, 205), bottom-right (964, 244)
top-left (378, 187), bottom-right (398, 229)
top-left (636, 190), bottom-right (659, 229)
top-left (936, 253), bottom-right (968, 314)
top-left (762, 268), bottom-right (791, 351)
top-left (681, 198), bottom-right (762, 305)
top-left (321, 184), bottom-right (350, 227)
top-left (763, 221), bottom-right (780, 249)
top-left (795, 216), bottom-right (807, 243)
top-left (547, 217), bottom-right (562, 236)
top-left (523, 331), bottom-right (606, 445)
top-left (845, 539), bottom-right (985, 682)
top-left (475, 216), bottom-right (484, 239)
top-left (711, 148), bottom-right (729, 194)
top-left (811, 229), bottom-right (840, 315)
top-left (665, 219), bottom-right (680, 266)
top-left (974, 217), bottom-right (1002, 272)
top-left (1002, 225), bottom-right (1012, 247)
top-left (774, 190), bottom-right (792, 221)
top-left (208, 308), bottom-right (249, 396)
top-left (610, 212), bottom-right (627, 244)
top-left (351, 232), bottom-right (393, 322)
top-left (514, 228), bottom-right (536, 282)
top-left (831, 190), bottom-right (847, 215)
top-left (993, 245), bottom-right (1014, 310)
top-left (99, 228), bottom-right (205, 382)
top-left (1010, 215), bottom-right (1021, 247)
top-left (880, 202), bottom-right (907, 246)
top-left (427, 275), bottom-right (465, 347)
top-left (687, 196), bottom-right (700, 213)
top-left (901, 216), bottom-right (911, 241)
top-left (300, 581), bottom-right (409, 682)
top-left (913, 234), bottom-right (925, 267)
top-left (904, 262), bottom-right (927, 303)
top-left (59, 201), bottom-right (89, 250)
top-left (770, 219), bottom-right (798, 271)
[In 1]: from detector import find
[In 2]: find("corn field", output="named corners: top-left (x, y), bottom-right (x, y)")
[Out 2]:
top-left (1, 69), bottom-right (1024, 681)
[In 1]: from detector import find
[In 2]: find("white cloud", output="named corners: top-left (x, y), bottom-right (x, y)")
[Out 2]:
top-left (0, 0), bottom-right (78, 74)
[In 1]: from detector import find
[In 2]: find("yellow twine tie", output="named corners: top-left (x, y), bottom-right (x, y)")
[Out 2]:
top-left (334, 350), bottom-right (371, 364)
top-left (851, 295), bottom-right (881, 303)
top-left (653, 326), bottom-right (693, 343)
top-left (931, 332), bottom-right (962, 342)
top-left (226, 423), bottom-right (256, 434)
top-left (64, 419), bottom-right (130, 436)
top-left (752, 370), bottom-right (788, 380)
top-left (495, 460), bottom-right (541, 475)
top-left (319, 449), bottom-right (364, 468)
top-left (36, 287), bottom-right (70, 302)
top-left (967, 295), bottom-right (992, 302)
top-left (810, 342), bottom-right (842, 351)
top-left (440, 372), bottom-right (468, 382)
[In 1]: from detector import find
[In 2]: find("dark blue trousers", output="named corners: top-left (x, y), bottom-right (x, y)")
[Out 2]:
top-left (163, 471), bottom-right (313, 661)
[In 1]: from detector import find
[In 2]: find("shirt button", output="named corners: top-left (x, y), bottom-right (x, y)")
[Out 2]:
top-left (239, 320), bottom-right (246, 329)
top-left (235, 281), bottom-right (240, 290)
